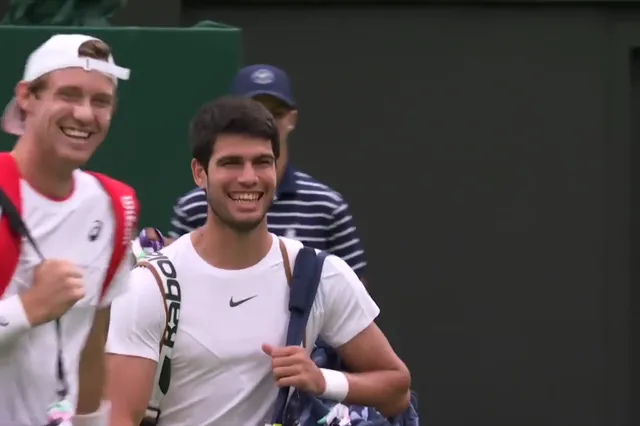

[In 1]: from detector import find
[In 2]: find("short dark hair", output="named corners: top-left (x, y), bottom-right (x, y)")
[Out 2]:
top-left (189, 96), bottom-right (279, 168)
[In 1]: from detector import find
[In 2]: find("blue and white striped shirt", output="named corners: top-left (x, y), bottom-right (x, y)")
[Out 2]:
top-left (168, 167), bottom-right (366, 275)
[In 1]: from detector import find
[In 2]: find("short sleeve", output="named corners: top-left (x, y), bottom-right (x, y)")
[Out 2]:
top-left (318, 254), bottom-right (380, 348)
top-left (326, 202), bottom-right (367, 275)
top-left (106, 266), bottom-right (166, 362)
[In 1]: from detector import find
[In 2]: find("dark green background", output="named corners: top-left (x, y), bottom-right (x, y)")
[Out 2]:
top-left (0, 24), bottom-right (242, 228)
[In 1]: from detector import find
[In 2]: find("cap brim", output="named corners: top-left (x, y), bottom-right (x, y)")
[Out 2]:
top-left (242, 90), bottom-right (296, 108)
top-left (1, 98), bottom-right (24, 136)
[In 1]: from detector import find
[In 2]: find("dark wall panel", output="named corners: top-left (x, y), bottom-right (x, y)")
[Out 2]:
top-left (112, 0), bottom-right (181, 27)
top-left (181, 5), bottom-right (633, 426)
top-left (0, 0), bottom-right (181, 27)
top-left (185, 0), bottom-right (640, 5)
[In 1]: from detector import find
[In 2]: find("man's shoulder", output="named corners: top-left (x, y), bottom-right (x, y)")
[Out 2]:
top-left (278, 235), bottom-right (305, 253)
top-left (285, 169), bottom-right (348, 208)
top-left (319, 251), bottom-right (354, 281)
top-left (278, 236), bottom-right (347, 280)
top-left (78, 170), bottom-right (139, 245)
top-left (128, 235), bottom-right (199, 313)
top-left (75, 170), bottom-right (139, 216)
top-left (145, 233), bottom-right (194, 267)
top-left (125, 258), bottom-right (172, 308)
top-left (78, 170), bottom-right (137, 198)
top-left (177, 187), bottom-right (206, 206)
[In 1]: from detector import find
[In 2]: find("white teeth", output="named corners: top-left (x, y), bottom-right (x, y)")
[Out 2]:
top-left (230, 193), bottom-right (260, 202)
top-left (61, 128), bottom-right (90, 139)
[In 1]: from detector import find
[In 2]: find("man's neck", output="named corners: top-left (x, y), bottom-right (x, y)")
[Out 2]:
top-left (192, 219), bottom-right (272, 270)
top-left (12, 140), bottom-right (74, 200)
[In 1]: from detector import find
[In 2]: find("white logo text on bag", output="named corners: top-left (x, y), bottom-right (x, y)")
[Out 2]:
top-left (147, 254), bottom-right (181, 348)
top-left (120, 195), bottom-right (136, 246)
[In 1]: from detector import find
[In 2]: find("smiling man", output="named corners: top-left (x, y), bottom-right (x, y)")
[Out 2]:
top-left (106, 96), bottom-right (410, 426)
top-left (165, 65), bottom-right (367, 280)
top-left (0, 34), bottom-right (138, 426)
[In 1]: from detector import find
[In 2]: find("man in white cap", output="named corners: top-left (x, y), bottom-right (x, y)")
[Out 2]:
top-left (0, 34), bottom-right (138, 426)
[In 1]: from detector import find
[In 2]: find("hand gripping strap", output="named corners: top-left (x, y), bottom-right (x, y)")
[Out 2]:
top-left (270, 246), bottom-right (328, 426)
top-left (136, 253), bottom-right (181, 426)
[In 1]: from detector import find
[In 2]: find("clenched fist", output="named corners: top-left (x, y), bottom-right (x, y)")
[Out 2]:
top-left (20, 260), bottom-right (85, 326)
top-left (263, 343), bottom-right (326, 396)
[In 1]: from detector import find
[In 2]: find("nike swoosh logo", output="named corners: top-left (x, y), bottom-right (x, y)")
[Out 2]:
top-left (229, 295), bottom-right (257, 307)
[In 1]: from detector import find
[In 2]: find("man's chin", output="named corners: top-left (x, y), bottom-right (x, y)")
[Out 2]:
top-left (218, 212), bottom-right (266, 233)
top-left (55, 141), bottom-right (100, 166)
top-left (57, 150), bottom-right (94, 168)
top-left (211, 203), bottom-right (268, 233)
top-left (230, 217), bottom-right (265, 233)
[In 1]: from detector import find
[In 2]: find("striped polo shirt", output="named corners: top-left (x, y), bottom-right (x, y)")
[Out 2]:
top-left (168, 167), bottom-right (366, 275)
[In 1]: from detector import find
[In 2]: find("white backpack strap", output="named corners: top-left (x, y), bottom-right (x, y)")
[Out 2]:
top-left (136, 253), bottom-right (182, 426)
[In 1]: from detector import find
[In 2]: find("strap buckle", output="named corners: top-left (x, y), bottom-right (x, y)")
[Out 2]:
top-left (141, 406), bottom-right (161, 426)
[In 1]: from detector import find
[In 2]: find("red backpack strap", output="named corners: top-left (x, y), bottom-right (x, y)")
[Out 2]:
top-left (86, 172), bottom-right (139, 302)
top-left (0, 153), bottom-right (22, 298)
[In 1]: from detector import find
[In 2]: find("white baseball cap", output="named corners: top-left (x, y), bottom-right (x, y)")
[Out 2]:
top-left (1, 33), bottom-right (130, 136)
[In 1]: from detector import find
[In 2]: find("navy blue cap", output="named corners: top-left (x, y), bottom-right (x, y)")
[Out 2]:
top-left (230, 64), bottom-right (295, 108)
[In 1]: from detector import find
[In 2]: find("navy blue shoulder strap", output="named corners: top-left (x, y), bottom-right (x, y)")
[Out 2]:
top-left (271, 246), bottom-right (329, 426)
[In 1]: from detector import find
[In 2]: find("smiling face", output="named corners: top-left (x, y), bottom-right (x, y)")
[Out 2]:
top-left (192, 133), bottom-right (277, 233)
top-left (252, 94), bottom-right (297, 182)
top-left (16, 66), bottom-right (116, 168)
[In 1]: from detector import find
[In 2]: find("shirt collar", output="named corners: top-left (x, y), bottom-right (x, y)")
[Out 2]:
top-left (276, 165), bottom-right (297, 198)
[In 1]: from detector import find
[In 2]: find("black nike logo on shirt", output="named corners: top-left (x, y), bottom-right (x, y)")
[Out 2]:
top-left (229, 295), bottom-right (257, 307)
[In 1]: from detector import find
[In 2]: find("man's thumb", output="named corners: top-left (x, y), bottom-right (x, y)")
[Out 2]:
top-left (262, 343), bottom-right (274, 355)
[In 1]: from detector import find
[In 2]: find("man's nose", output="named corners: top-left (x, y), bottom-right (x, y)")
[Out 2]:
top-left (72, 100), bottom-right (94, 124)
top-left (237, 162), bottom-right (259, 186)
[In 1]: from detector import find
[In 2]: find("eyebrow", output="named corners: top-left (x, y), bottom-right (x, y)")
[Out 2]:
top-left (56, 85), bottom-right (114, 100)
top-left (254, 154), bottom-right (275, 162)
top-left (93, 92), bottom-right (114, 102)
top-left (216, 153), bottom-right (275, 163)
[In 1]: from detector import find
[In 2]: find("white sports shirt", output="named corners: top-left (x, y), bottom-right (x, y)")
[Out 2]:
top-left (106, 233), bottom-right (379, 426)
top-left (0, 170), bottom-right (130, 425)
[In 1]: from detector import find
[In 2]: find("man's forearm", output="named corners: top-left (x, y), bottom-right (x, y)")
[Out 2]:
top-left (77, 307), bottom-right (110, 414)
top-left (343, 369), bottom-right (411, 417)
top-left (77, 350), bottom-right (105, 414)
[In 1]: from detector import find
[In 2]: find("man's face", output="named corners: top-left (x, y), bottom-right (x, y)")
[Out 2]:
top-left (252, 94), bottom-right (296, 142)
top-left (17, 67), bottom-right (116, 167)
top-left (252, 94), bottom-right (296, 182)
top-left (192, 134), bottom-right (277, 233)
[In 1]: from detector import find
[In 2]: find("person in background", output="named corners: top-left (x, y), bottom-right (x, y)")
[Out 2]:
top-left (163, 64), bottom-right (367, 279)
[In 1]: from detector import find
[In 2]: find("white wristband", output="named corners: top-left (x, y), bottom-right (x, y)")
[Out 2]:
top-left (0, 295), bottom-right (31, 344)
top-left (319, 368), bottom-right (349, 402)
top-left (73, 400), bottom-right (111, 426)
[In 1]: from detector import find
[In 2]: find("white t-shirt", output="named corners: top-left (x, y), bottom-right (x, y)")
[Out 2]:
top-left (0, 170), bottom-right (130, 426)
top-left (107, 233), bottom-right (379, 426)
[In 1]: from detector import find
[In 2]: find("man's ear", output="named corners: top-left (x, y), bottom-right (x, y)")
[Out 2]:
top-left (191, 158), bottom-right (208, 189)
top-left (15, 81), bottom-right (32, 115)
top-left (286, 110), bottom-right (298, 131)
